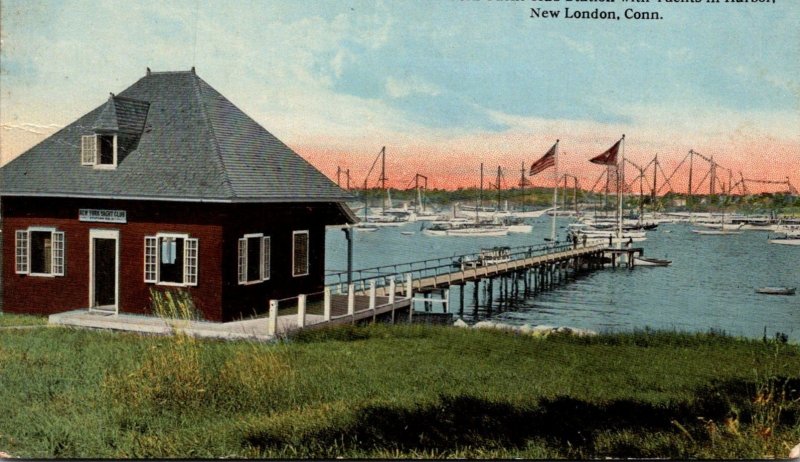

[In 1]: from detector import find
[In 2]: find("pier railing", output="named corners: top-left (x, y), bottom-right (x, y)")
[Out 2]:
top-left (265, 284), bottom-right (413, 337)
top-left (325, 242), bottom-right (574, 295)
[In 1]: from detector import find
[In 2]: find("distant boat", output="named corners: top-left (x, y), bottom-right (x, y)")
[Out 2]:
top-left (755, 287), bottom-right (796, 296)
top-left (691, 229), bottom-right (743, 235)
top-left (769, 237), bottom-right (800, 246)
top-left (768, 225), bottom-right (800, 245)
top-left (498, 216), bottom-right (533, 233)
top-left (634, 257), bottom-right (672, 267)
top-left (355, 223), bottom-right (379, 232)
top-left (452, 246), bottom-right (512, 269)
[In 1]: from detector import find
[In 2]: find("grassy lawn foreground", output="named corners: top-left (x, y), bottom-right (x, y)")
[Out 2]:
top-left (0, 322), bottom-right (798, 458)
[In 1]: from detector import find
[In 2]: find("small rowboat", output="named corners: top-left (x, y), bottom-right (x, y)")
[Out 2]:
top-left (634, 257), bottom-right (672, 267)
top-left (755, 287), bottom-right (796, 295)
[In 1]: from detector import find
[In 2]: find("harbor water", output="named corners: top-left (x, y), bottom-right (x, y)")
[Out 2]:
top-left (326, 217), bottom-right (800, 341)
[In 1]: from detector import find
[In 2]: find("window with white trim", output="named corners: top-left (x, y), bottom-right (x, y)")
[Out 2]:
top-left (292, 230), bottom-right (309, 277)
top-left (143, 233), bottom-right (198, 286)
top-left (15, 227), bottom-right (65, 277)
top-left (81, 134), bottom-right (117, 168)
top-left (237, 234), bottom-right (270, 284)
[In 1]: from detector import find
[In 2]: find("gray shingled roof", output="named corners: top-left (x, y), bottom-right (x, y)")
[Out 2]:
top-left (1, 69), bottom-right (353, 203)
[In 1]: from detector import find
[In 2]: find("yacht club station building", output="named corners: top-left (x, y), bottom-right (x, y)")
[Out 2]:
top-left (1, 68), bottom-right (355, 322)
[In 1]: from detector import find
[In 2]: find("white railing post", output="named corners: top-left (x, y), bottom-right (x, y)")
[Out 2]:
top-left (406, 273), bottom-right (413, 299)
top-left (297, 294), bottom-right (306, 328)
top-left (369, 279), bottom-right (376, 310)
top-left (268, 299), bottom-right (278, 337)
top-left (347, 283), bottom-right (355, 316)
top-left (323, 287), bottom-right (331, 321)
top-left (389, 278), bottom-right (396, 304)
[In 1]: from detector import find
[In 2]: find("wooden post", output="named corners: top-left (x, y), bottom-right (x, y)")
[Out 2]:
top-left (268, 299), bottom-right (278, 337)
top-left (443, 288), bottom-right (450, 313)
top-left (297, 294), bottom-right (306, 328)
top-left (347, 283), bottom-right (355, 316)
top-left (406, 273), bottom-right (413, 299)
top-left (389, 279), bottom-right (396, 304)
top-left (323, 286), bottom-right (331, 321)
top-left (369, 280), bottom-right (376, 310)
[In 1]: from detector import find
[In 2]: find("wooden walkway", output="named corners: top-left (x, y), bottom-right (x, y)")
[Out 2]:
top-left (370, 244), bottom-right (607, 297)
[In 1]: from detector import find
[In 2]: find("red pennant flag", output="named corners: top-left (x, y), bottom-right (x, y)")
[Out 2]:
top-left (589, 139), bottom-right (621, 166)
top-left (530, 143), bottom-right (557, 175)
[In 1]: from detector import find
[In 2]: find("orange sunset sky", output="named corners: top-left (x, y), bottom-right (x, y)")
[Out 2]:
top-left (2, 1), bottom-right (798, 195)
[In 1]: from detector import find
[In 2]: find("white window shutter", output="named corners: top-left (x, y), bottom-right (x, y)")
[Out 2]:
top-left (184, 238), bottom-right (198, 286)
top-left (237, 238), bottom-right (247, 284)
top-left (52, 231), bottom-right (65, 276)
top-left (15, 230), bottom-right (29, 274)
top-left (144, 236), bottom-right (158, 283)
top-left (261, 236), bottom-right (271, 280)
top-left (81, 135), bottom-right (97, 165)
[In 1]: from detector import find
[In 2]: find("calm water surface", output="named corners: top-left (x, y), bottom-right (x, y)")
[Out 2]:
top-left (326, 217), bottom-right (800, 341)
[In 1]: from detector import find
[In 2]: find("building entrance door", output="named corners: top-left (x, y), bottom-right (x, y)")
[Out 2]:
top-left (89, 229), bottom-right (119, 313)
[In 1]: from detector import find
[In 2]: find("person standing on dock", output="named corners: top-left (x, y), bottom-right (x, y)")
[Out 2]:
top-left (582, 234), bottom-right (587, 247)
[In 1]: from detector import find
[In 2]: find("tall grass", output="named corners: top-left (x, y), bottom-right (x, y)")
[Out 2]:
top-left (0, 323), bottom-right (798, 458)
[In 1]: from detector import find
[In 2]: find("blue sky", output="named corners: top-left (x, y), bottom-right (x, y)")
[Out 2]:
top-left (1, 0), bottom-right (798, 188)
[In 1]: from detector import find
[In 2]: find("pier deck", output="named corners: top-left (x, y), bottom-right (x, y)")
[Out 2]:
top-left (361, 244), bottom-right (609, 297)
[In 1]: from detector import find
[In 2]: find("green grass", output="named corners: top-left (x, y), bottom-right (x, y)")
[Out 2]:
top-left (0, 324), bottom-right (798, 458)
top-left (0, 313), bottom-right (48, 327)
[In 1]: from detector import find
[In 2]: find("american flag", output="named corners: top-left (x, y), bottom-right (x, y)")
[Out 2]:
top-left (530, 142), bottom-right (557, 175)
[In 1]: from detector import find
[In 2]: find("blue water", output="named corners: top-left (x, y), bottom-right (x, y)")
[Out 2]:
top-left (326, 217), bottom-right (800, 341)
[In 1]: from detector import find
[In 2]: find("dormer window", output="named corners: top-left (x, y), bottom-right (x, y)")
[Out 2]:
top-left (81, 134), bottom-right (117, 168)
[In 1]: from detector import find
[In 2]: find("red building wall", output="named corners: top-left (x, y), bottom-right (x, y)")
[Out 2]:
top-left (2, 197), bottom-right (342, 322)
top-left (2, 197), bottom-right (224, 320)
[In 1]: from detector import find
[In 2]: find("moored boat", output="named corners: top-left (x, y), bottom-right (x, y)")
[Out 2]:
top-left (633, 256), bottom-right (672, 267)
top-left (691, 229), bottom-right (743, 235)
top-left (755, 287), bottom-right (796, 295)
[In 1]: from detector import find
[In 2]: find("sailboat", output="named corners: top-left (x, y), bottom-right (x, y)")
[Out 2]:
top-left (356, 147), bottom-right (408, 228)
top-left (423, 164), bottom-right (508, 237)
top-left (691, 206), bottom-right (741, 235)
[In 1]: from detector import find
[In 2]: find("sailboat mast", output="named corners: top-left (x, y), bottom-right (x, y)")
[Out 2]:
top-left (617, 135), bottom-right (625, 247)
top-left (551, 140), bottom-right (559, 244)
top-left (380, 146), bottom-right (387, 214)
top-left (520, 162), bottom-right (526, 213)
top-left (496, 166), bottom-right (502, 211)
top-left (573, 176), bottom-right (578, 215)
top-left (652, 155), bottom-right (658, 205)
top-left (478, 163), bottom-right (483, 223)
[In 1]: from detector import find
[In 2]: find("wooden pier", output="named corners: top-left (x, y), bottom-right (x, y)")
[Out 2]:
top-left (270, 242), bottom-right (648, 337)
top-left (370, 244), bottom-right (609, 296)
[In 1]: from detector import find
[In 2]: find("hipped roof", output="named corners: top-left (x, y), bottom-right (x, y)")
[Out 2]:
top-left (1, 69), bottom-right (354, 204)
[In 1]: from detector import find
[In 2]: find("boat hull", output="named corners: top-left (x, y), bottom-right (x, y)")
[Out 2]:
top-left (634, 257), bottom-right (672, 267)
top-left (768, 238), bottom-right (800, 245)
top-left (755, 287), bottom-right (796, 295)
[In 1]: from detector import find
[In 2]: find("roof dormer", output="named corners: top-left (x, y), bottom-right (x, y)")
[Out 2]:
top-left (81, 93), bottom-right (150, 169)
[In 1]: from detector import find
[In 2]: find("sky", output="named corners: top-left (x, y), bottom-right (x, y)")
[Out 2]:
top-left (1, 0), bottom-right (798, 194)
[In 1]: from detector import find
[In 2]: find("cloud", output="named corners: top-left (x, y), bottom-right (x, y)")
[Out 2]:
top-left (385, 75), bottom-right (441, 99)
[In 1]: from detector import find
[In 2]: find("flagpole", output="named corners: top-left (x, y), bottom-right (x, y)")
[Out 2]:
top-left (617, 134), bottom-right (625, 248)
top-left (551, 139), bottom-right (559, 244)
